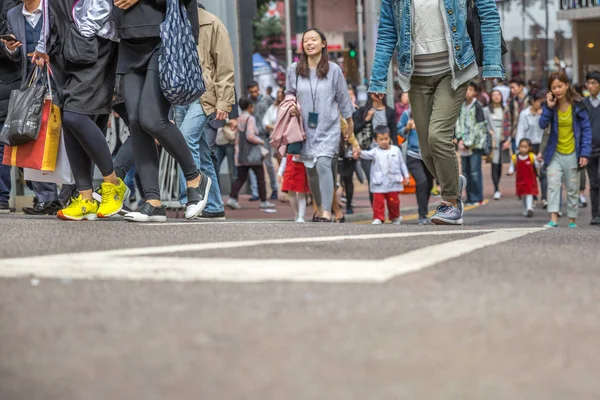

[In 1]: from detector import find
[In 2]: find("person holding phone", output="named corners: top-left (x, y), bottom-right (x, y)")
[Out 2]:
top-left (368, 0), bottom-right (504, 225)
top-left (0, 0), bottom-right (21, 213)
top-left (1, 0), bottom-right (76, 215)
top-left (539, 71), bottom-right (592, 228)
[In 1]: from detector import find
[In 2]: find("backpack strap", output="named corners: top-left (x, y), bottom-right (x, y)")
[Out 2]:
top-left (511, 153), bottom-right (517, 165)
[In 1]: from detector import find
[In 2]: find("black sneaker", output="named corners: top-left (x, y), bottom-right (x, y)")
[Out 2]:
top-left (591, 216), bottom-right (600, 226)
top-left (118, 203), bottom-right (133, 216)
top-left (124, 202), bottom-right (167, 222)
top-left (270, 192), bottom-right (278, 201)
top-left (185, 172), bottom-right (211, 219)
top-left (194, 210), bottom-right (226, 221)
top-left (0, 202), bottom-right (10, 213)
top-left (23, 201), bottom-right (61, 215)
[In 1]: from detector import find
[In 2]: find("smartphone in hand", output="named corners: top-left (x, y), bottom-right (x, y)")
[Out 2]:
top-left (0, 35), bottom-right (18, 43)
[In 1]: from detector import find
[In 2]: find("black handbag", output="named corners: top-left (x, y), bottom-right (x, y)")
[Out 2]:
top-left (0, 67), bottom-right (48, 146)
top-left (63, 25), bottom-right (98, 65)
top-left (466, 0), bottom-right (508, 68)
top-left (237, 127), bottom-right (264, 166)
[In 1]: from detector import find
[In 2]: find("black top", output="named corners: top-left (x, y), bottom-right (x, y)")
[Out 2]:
top-left (113, 0), bottom-right (199, 43)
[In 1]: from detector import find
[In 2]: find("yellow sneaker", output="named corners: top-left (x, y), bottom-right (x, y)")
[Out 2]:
top-left (97, 178), bottom-right (128, 218)
top-left (57, 196), bottom-right (98, 221)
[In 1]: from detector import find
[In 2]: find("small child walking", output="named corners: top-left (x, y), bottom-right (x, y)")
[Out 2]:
top-left (512, 138), bottom-right (542, 217)
top-left (278, 154), bottom-right (311, 222)
top-left (356, 126), bottom-right (410, 225)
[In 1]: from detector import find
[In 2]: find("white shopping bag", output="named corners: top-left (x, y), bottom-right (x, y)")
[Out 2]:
top-left (24, 131), bottom-right (74, 185)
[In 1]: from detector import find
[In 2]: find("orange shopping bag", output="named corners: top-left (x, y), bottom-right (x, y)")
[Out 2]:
top-left (400, 173), bottom-right (417, 194)
top-left (2, 96), bottom-right (61, 171)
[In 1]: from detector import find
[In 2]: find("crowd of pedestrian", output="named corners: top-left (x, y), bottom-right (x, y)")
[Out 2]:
top-left (0, 0), bottom-right (598, 228)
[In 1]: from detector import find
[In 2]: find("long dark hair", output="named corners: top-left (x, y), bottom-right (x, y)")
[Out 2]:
top-left (362, 94), bottom-right (387, 119)
top-left (547, 71), bottom-right (580, 104)
top-left (489, 89), bottom-right (504, 111)
top-left (296, 28), bottom-right (330, 79)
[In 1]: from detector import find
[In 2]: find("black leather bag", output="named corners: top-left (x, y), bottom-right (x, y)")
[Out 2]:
top-left (63, 25), bottom-right (98, 65)
top-left (237, 127), bottom-right (264, 166)
top-left (0, 67), bottom-right (48, 146)
top-left (466, 0), bottom-right (508, 67)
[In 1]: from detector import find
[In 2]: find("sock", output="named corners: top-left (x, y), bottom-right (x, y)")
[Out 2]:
top-left (297, 192), bottom-right (307, 219)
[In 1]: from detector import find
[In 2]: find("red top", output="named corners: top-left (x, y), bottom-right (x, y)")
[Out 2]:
top-left (515, 154), bottom-right (539, 196)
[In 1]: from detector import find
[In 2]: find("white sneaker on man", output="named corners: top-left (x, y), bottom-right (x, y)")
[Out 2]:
top-left (391, 217), bottom-right (402, 225)
top-left (371, 219), bottom-right (383, 225)
top-left (260, 201), bottom-right (275, 209)
top-left (493, 191), bottom-right (502, 200)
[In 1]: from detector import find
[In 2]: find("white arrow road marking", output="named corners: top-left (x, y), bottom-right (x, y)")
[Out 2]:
top-left (0, 228), bottom-right (544, 283)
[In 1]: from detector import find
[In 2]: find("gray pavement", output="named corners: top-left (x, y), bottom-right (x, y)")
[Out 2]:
top-left (1, 197), bottom-right (599, 400)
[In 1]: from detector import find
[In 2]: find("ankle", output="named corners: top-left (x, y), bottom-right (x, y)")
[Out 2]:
top-left (80, 190), bottom-right (93, 201)
top-left (147, 200), bottom-right (161, 207)
top-left (186, 175), bottom-right (201, 188)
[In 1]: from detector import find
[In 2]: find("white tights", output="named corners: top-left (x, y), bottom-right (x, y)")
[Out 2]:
top-left (288, 191), bottom-right (307, 221)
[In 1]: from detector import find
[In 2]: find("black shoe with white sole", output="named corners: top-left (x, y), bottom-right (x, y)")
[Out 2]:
top-left (194, 210), bottom-right (226, 221)
top-left (124, 202), bottom-right (167, 222)
top-left (185, 172), bottom-right (212, 219)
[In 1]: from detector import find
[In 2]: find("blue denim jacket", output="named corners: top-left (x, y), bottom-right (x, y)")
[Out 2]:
top-left (539, 102), bottom-right (592, 166)
top-left (368, 0), bottom-right (505, 93)
top-left (397, 109), bottom-right (420, 155)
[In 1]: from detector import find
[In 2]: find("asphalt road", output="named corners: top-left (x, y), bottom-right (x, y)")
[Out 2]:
top-left (1, 198), bottom-right (599, 400)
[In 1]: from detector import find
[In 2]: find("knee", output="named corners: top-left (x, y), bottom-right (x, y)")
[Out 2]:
top-left (138, 108), bottom-right (167, 137)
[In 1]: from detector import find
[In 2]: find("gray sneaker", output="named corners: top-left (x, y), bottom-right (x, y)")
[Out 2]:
top-left (430, 202), bottom-right (464, 225)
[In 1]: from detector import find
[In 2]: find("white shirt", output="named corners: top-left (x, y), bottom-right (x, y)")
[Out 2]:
top-left (412, 0), bottom-right (448, 55)
top-left (590, 94), bottom-right (600, 108)
top-left (22, 1), bottom-right (43, 28)
top-left (359, 146), bottom-right (410, 193)
top-left (516, 107), bottom-right (544, 145)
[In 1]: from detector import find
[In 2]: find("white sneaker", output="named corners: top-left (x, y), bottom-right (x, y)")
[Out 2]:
top-left (226, 198), bottom-right (241, 210)
top-left (260, 201), bottom-right (275, 209)
top-left (295, 217), bottom-right (305, 223)
top-left (391, 217), bottom-right (402, 225)
top-left (493, 191), bottom-right (502, 200)
top-left (371, 219), bottom-right (383, 225)
top-left (507, 163), bottom-right (515, 175)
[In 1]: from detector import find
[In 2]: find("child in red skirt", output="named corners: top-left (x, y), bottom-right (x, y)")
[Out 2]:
top-left (278, 154), bottom-right (311, 222)
top-left (512, 138), bottom-right (542, 217)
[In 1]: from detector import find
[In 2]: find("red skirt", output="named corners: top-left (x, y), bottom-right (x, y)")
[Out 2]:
top-left (282, 155), bottom-right (310, 193)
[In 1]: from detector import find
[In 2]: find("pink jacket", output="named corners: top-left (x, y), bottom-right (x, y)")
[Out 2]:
top-left (270, 94), bottom-right (306, 157)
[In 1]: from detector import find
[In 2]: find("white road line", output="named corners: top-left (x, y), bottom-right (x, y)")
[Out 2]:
top-left (138, 220), bottom-right (289, 226)
top-left (0, 228), bottom-right (544, 283)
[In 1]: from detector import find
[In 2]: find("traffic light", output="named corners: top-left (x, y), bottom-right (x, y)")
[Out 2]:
top-left (348, 43), bottom-right (357, 58)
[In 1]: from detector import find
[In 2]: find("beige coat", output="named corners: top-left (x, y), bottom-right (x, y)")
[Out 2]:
top-left (196, 8), bottom-right (235, 115)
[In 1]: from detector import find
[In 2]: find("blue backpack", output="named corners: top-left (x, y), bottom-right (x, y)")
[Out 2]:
top-left (159, 0), bottom-right (206, 105)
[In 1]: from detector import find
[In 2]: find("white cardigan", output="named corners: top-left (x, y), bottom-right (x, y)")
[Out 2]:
top-left (360, 146), bottom-right (410, 193)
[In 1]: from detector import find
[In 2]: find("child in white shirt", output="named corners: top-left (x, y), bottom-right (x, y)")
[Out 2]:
top-left (355, 126), bottom-right (410, 225)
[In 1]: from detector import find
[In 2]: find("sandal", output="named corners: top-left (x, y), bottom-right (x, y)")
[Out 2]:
top-left (336, 214), bottom-right (346, 223)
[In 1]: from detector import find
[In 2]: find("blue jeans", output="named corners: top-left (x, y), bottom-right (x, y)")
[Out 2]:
top-left (176, 103), bottom-right (224, 213)
top-left (0, 142), bottom-right (11, 205)
top-left (461, 150), bottom-right (483, 203)
top-left (215, 143), bottom-right (236, 190)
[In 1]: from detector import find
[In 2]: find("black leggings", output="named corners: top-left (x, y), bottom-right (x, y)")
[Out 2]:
top-left (62, 112), bottom-right (113, 191)
top-left (230, 166), bottom-right (266, 201)
top-left (492, 162), bottom-right (502, 192)
top-left (407, 156), bottom-right (434, 219)
top-left (340, 158), bottom-right (356, 207)
top-left (122, 68), bottom-right (199, 200)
